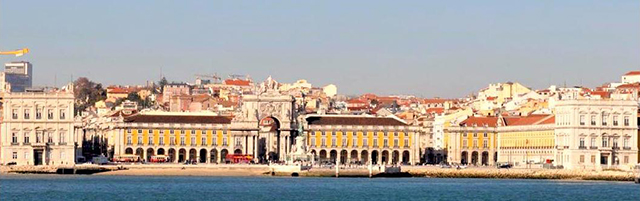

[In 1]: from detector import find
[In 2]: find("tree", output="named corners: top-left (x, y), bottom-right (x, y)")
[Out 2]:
top-left (74, 77), bottom-right (106, 114)
top-left (157, 77), bottom-right (168, 92)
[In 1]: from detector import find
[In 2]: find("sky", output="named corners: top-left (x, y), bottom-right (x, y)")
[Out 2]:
top-left (0, 1), bottom-right (638, 98)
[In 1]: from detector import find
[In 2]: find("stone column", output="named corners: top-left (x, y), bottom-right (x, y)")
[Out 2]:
top-left (217, 150), bottom-right (222, 163)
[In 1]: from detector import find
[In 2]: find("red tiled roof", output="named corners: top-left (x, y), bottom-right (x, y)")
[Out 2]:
top-left (616, 83), bottom-right (640, 89)
top-left (590, 91), bottom-right (611, 98)
top-left (460, 116), bottom-right (499, 127)
top-left (506, 115), bottom-right (554, 126)
top-left (124, 114), bottom-right (232, 124)
top-left (624, 71), bottom-right (640, 76)
top-left (426, 108), bottom-right (444, 114)
top-left (306, 116), bottom-right (407, 126)
top-left (422, 99), bottom-right (448, 104)
top-left (224, 79), bottom-right (251, 86)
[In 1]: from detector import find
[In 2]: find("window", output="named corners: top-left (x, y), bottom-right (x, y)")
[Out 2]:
top-left (579, 138), bottom-right (585, 148)
top-left (11, 132), bottom-right (17, 144)
top-left (148, 136), bottom-right (153, 145)
top-left (579, 155), bottom-right (584, 163)
top-left (463, 139), bottom-right (468, 148)
top-left (190, 137), bottom-right (196, 145)
top-left (601, 114), bottom-right (608, 126)
top-left (373, 139), bottom-right (378, 147)
top-left (404, 138), bottom-right (408, 147)
top-left (180, 136), bottom-right (186, 145)
top-left (321, 138), bottom-right (326, 147)
top-left (613, 115), bottom-right (618, 126)
top-left (137, 129), bottom-right (142, 134)
top-left (473, 133), bottom-right (477, 138)
top-left (463, 133), bottom-right (467, 137)
top-left (612, 138), bottom-right (618, 148)
top-left (235, 137), bottom-right (242, 146)
top-left (127, 135), bottom-right (132, 145)
top-left (36, 108), bottom-right (42, 119)
top-left (12, 152), bottom-right (17, 159)
top-left (190, 130), bottom-right (196, 135)
top-left (342, 135), bottom-right (347, 147)
top-left (473, 140), bottom-right (478, 148)
top-left (47, 132), bottom-right (54, 143)
top-left (24, 133), bottom-right (30, 144)
top-left (394, 132), bottom-right (398, 137)
top-left (352, 138), bottom-right (357, 147)
top-left (624, 156), bottom-right (629, 164)
top-left (138, 136), bottom-right (143, 145)
top-left (202, 137), bottom-right (207, 145)
top-left (623, 138), bottom-right (629, 148)
top-left (47, 109), bottom-right (54, 119)
top-left (159, 130), bottom-right (164, 135)
top-left (602, 138), bottom-right (608, 147)
top-left (212, 137), bottom-right (217, 146)
top-left (24, 109), bottom-right (30, 119)
top-left (59, 132), bottom-right (66, 144)
top-left (624, 116), bottom-right (630, 126)
top-left (59, 109), bottom-right (66, 119)
top-left (222, 136), bottom-right (228, 146)
top-left (362, 138), bottom-right (368, 147)
top-left (483, 139), bottom-right (488, 148)
top-left (170, 136), bottom-right (175, 145)
top-left (383, 139), bottom-right (388, 147)
top-left (590, 115), bottom-right (596, 126)
top-left (311, 139), bottom-right (316, 146)
top-left (12, 109), bottom-right (18, 119)
top-left (170, 130), bottom-right (174, 134)
top-left (393, 139), bottom-right (398, 147)
top-left (127, 129), bottom-right (132, 134)
top-left (579, 115), bottom-right (585, 125)
top-left (591, 155), bottom-right (596, 163)
top-left (148, 129), bottom-right (153, 134)
top-left (590, 138), bottom-right (596, 147)
top-left (483, 132), bottom-right (488, 138)
top-left (159, 136), bottom-right (164, 145)
top-left (36, 131), bottom-right (44, 143)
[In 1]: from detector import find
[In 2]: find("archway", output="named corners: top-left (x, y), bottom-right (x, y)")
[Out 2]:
top-left (392, 150), bottom-right (400, 164)
top-left (146, 148), bottom-right (154, 162)
top-left (350, 150), bottom-right (359, 164)
top-left (340, 150), bottom-right (348, 164)
top-left (310, 150), bottom-right (317, 161)
top-left (178, 148), bottom-right (186, 163)
top-left (157, 148), bottom-right (165, 156)
top-left (220, 149), bottom-right (229, 163)
top-left (381, 150), bottom-right (389, 165)
top-left (200, 149), bottom-right (208, 163)
top-left (494, 152), bottom-right (498, 163)
top-left (319, 150), bottom-right (327, 161)
top-left (471, 151), bottom-right (479, 165)
top-left (371, 150), bottom-right (379, 165)
top-left (402, 151), bottom-right (410, 164)
top-left (135, 148), bottom-right (144, 160)
top-left (234, 149), bottom-right (242, 154)
top-left (210, 149), bottom-right (218, 163)
top-left (461, 151), bottom-right (468, 165)
top-left (125, 148), bottom-right (133, 154)
top-left (168, 148), bottom-right (176, 162)
top-left (259, 116), bottom-right (281, 163)
top-left (481, 151), bottom-right (489, 166)
top-left (361, 150), bottom-right (369, 164)
top-left (189, 149), bottom-right (197, 162)
top-left (329, 150), bottom-right (338, 164)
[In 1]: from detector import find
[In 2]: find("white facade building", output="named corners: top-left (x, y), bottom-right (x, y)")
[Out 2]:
top-left (554, 99), bottom-right (638, 170)
top-left (0, 90), bottom-right (76, 166)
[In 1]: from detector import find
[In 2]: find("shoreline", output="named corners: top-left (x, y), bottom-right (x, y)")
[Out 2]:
top-left (2, 165), bottom-right (637, 182)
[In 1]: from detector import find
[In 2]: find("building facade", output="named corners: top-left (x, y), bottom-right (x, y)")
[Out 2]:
top-left (554, 99), bottom-right (638, 170)
top-left (447, 116), bottom-right (499, 166)
top-left (1, 61), bottom-right (32, 92)
top-left (0, 90), bottom-right (75, 166)
top-left (497, 115), bottom-right (555, 166)
top-left (304, 115), bottom-right (422, 165)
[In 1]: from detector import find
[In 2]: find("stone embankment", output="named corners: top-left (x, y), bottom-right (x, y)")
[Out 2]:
top-left (404, 167), bottom-right (636, 181)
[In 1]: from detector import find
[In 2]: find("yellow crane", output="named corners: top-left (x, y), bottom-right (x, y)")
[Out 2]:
top-left (0, 48), bottom-right (29, 56)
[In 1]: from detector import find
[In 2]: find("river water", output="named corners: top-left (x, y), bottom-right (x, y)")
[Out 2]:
top-left (0, 175), bottom-right (638, 201)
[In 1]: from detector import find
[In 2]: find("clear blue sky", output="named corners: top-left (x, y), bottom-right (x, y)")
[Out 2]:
top-left (1, 1), bottom-right (638, 98)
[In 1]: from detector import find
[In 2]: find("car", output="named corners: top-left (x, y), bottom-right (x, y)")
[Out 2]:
top-left (440, 164), bottom-right (452, 168)
top-left (5, 162), bottom-right (17, 166)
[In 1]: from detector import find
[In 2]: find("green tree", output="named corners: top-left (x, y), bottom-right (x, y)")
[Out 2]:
top-left (74, 77), bottom-right (106, 114)
top-left (157, 77), bottom-right (168, 91)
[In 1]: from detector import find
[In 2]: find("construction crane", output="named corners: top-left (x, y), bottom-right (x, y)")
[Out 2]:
top-left (0, 48), bottom-right (29, 57)
top-left (195, 73), bottom-right (222, 84)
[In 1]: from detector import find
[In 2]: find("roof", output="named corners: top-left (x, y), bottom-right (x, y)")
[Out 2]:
top-left (306, 116), bottom-right (407, 126)
top-left (460, 116), bottom-right (498, 127)
top-left (124, 114), bottom-right (232, 124)
top-left (505, 114), bottom-right (554, 126)
top-left (624, 71), bottom-right (640, 76)
top-left (224, 79), bottom-right (251, 86)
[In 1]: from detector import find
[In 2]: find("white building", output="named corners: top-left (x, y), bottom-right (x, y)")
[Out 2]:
top-left (1, 90), bottom-right (76, 166)
top-left (621, 71), bottom-right (640, 84)
top-left (554, 99), bottom-right (638, 170)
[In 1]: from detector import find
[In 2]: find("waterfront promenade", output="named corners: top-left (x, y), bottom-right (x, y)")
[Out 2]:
top-left (2, 164), bottom-right (636, 181)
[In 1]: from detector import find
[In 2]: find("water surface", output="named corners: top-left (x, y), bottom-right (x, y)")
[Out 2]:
top-left (1, 175), bottom-right (638, 201)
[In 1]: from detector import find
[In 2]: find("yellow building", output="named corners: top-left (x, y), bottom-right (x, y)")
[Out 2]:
top-left (304, 115), bottom-right (423, 165)
top-left (114, 113), bottom-right (238, 163)
top-left (446, 116), bottom-right (499, 165)
top-left (497, 115), bottom-right (555, 166)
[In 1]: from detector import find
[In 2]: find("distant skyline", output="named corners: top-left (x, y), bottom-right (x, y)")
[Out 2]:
top-left (0, 1), bottom-right (638, 98)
